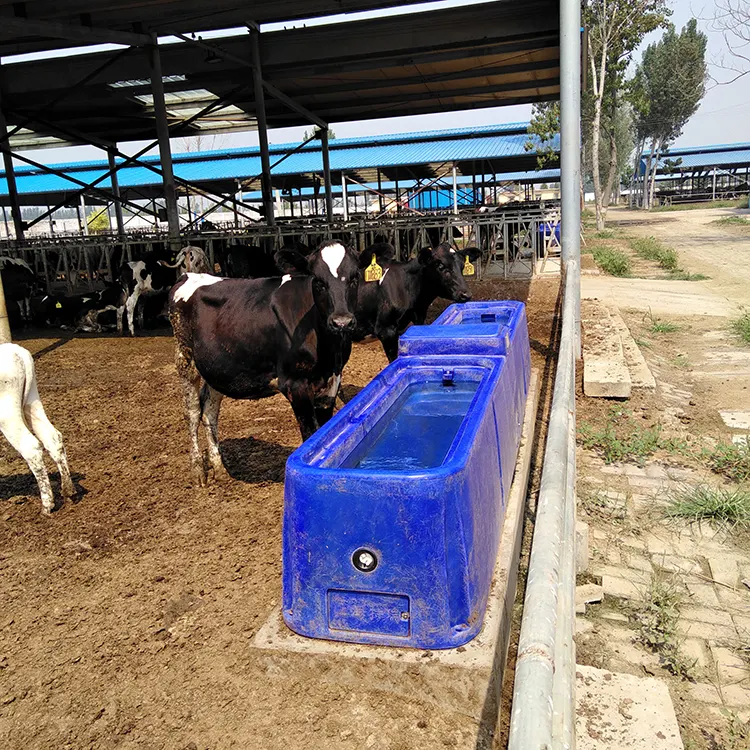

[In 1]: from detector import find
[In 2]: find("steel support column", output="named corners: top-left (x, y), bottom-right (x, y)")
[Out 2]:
top-left (250, 27), bottom-right (275, 226)
top-left (108, 149), bottom-right (125, 237)
top-left (0, 104), bottom-right (23, 241)
top-left (148, 41), bottom-right (181, 249)
top-left (342, 174), bottom-right (349, 221)
top-left (452, 163), bottom-right (459, 214)
top-left (321, 129), bottom-right (334, 222)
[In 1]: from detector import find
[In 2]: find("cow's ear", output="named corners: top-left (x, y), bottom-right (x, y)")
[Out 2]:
top-left (358, 243), bottom-right (393, 269)
top-left (418, 246), bottom-right (436, 265)
top-left (462, 246), bottom-right (482, 262)
top-left (275, 249), bottom-right (309, 274)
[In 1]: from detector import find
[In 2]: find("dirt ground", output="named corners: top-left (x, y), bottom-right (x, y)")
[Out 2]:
top-left (0, 275), bottom-right (559, 750)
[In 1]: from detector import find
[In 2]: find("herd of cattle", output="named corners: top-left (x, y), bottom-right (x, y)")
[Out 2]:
top-left (0, 236), bottom-right (482, 510)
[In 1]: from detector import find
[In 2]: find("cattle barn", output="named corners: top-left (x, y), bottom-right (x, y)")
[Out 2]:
top-left (0, 1), bottom-right (583, 748)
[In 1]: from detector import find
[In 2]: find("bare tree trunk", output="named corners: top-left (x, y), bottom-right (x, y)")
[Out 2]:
top-left (589, 36), bottom-right (608, 230)
top-left (602, 125), bottom-right (619, 218)
top-left (641, 138), bottom-right (657, 209)
top-left (629, 138), bottom-right (643, 208)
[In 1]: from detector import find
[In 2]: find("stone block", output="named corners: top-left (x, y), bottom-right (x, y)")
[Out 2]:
top-left (643, 533), bottom-right (678, 556)
top-left (685, 582), bottom-right (721, 609)
top-left (652, 555), bottom-right (702, 575)
top-left (707, 555), bottom-right (741, 588)
top-left (709, 645), bottom-right (749, 685)
top-left (583, 301), bottom-right (633, 399)
top-left (681, 638), bottom-right (709, 670)
top-left (593, 565), bottom-right (651, 584)
top-left (577, 584), bottom-right (604, 609)
top-left (602, 575), bottom-right (643, 601)
top-left (623, 553), bottom-right (653, 574)
top-left (681, 606), bottom-right (734, 627)
top-left (677, 620), bottom-right (737, 640)
top-left (576, 665), bottom-right (683, 750)
top-left (577, 617), bottom-right (595, 635)
top-left (628, 475), bottom-right (667, 490)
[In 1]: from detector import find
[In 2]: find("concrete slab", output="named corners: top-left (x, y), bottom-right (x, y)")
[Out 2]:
top-left (576, 665), bottom-right (684, 749)
top-left (582, 300), bottom-right (632, 398)
top-left (720, 410), bottom-right (750, 430)
top-left (582, 276), bottom-right (737, 317)
top-left (250, 372), bottom-right (541, 731)
top-left (609, 308), bottom-right (657, 389)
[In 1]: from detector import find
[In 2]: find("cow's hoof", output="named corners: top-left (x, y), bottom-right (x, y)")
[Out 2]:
top-left (208, 465), bottom-right (230, 484)
top-left (41, 505), bottom-right (54, 516)
top-left (192, 469), bottom-right (207, 488)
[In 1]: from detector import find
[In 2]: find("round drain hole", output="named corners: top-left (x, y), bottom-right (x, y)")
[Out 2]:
top-left (352, 548), bottom-right (378, 572)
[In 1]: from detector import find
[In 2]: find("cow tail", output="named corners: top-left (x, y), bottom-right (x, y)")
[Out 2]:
top-left (199, 381), bottom-right (211, 416)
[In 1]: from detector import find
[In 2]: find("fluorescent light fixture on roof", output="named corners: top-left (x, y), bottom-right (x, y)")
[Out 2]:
top-left (109, 75), bottom-right (187, 89)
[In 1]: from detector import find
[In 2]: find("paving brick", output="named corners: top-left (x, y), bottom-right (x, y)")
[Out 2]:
top-left (645, 463), bottom-right (669, 479)
top-left (707, 555), bottom-right (741, 588)
top-left (576, 584), bottom-right (604, 608)
top-left (717, 684), bottom-right (750, 708)
top-left (677, 620), bottom-right (737, 640)
top-left (600, 611), bottom-right (631, 624)
top-left (732, 614), bottom-right (750, 634)
top-left (716, 588), bottom-right (750, 612)
top-left (652, 554), bottom-right (702, 575)
top-left (602, 575), bottom-right (644, 601)
top-left (685, 582), bottom-right (721, 608)
top-left (682, 638), bottom-right (709, 670)
top-left (593, 565), bottom-right (651, 584)
top-left (688, 682), bottom-right (722, 705)
top-left (600, 465), bottom-right (627, 475)
top-left (709, 645), bottom-right (750, 685)
top-left (620, 535), bottom-right (647, 551)
top-left (681, 606), bottom-right (734, 627)
top-left (576, 521), bottom-right (590, 574)
top-left (609, 639), bottom-right (661, 670)
top-left (623, 553), bottom-right (653, 574)
top-left (643, 533), bottom-right (678, 556)
top-left (622, 465), bottom-right (649, 477)
top-left (627, 476), bottom-right (667, 490)
top-left (576, 617), bottom-right (595, 634)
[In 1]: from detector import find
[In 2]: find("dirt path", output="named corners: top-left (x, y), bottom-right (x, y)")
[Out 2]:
top-left (606, 207), bottom-right (750, 308)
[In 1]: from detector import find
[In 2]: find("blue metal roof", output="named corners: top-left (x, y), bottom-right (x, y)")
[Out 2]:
top-left (641, 143), bottom-right (750, 173)
top-left (0, 122), bottom-right (557, 200)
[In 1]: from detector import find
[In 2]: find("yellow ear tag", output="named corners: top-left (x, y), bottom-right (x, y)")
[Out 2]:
top-left (364, 253), bottom-right (383, 283)
top-left (462, 254), bottom-right (475, 277)
top-left (55, 301), bottom-right (62, 309)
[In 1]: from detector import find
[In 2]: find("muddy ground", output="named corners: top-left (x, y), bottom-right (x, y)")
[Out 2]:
top-left (0, 276), bottom-right (559, 750)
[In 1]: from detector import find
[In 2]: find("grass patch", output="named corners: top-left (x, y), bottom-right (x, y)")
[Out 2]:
top-left (711, 215), bottom-right (750, 228)
top-left (670, 354), bottom-right (690, 369)
top-left (645, 310), bottom-right (680, 334)
top-left (704, 441), bottom-right (750, 483)
top-left (668, 270), bottom-right (709, 281)
top-left (593, 229), bottom-right (617, 239)
top-left (665, 485), bottom-right (750, 529)
top-left (651, 198), bottom-right (748, 212)
top-left (578, 407), bottom-right (688, 464)
top-left (630, 236), bottom-right (680, 271)
top-left (591, 245), bottom-right (631, 277)
top-left (730, 311), bottom-right (750, 344)
top-left (633, 574), bottom-right (696, 678)
top-left (634, 337), bottom-right (652, 349)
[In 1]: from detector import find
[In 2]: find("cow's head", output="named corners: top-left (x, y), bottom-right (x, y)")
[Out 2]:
top-left (276, 240), bottom-right (361, 333)
top-left (418, 243), bottom-right (481, 303)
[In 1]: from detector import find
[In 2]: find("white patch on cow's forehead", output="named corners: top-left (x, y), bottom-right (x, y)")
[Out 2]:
top-left (173, 273), bottom-right (223, 303)
top-left (450, 248), bottom-right (456, 254)
top-left (280, 274), bottom-right (292, 286)
top-left (321, 243), bottom-right (346, 279)
top-left (379, 267), bottom-right (390, 285)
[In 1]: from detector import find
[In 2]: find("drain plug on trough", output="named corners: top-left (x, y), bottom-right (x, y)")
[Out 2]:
top-left (352, 548), bottom-right (378, 572)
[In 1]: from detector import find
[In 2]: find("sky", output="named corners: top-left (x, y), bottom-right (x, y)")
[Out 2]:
top-left (8, 0), bottom-right (750, 166)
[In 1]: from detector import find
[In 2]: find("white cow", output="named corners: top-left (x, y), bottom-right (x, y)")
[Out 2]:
top-left (0, 343), bottom-right (73, 514)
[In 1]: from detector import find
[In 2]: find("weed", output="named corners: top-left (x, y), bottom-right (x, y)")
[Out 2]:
top-left (591, 245), bottom-right (632, 277)
top-left (633, 574), bottom-right (696, 678)
top-left (644, 309), bottom-right (680, 334)
top-left (722, 709), bottom-right (750, 749)
top-left (650, 198), bottom-right (747, 212)
top-left (704, 441), bottom-right (750, 483)
top-left (711, 215), bottom-right (750, 228)
top-left (665, 485), bottom-right (750, 529)
top-left (668, 270), bottom-right (710, 281)
top-left (594, 229), bottom-right (617, 239)
top-left (670, 354), bottom-right (690, 369)
top-left (630, 236), bottom-right (680, 271)
top-left (578, 407), bottom-right (688, 464)
top-left (634, 338), bottom-right (652, 349)
top-left (730, 311), bottom-right (750, 345)
top-left (579, 488), bottom-right (629, 522)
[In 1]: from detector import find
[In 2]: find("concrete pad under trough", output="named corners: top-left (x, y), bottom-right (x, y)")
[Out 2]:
top-left (609, 308), bottom-right (656, 390)
top-left (576, 665), bottom-right (684, 749)
top-left (582, 300), bottom-right (632, 398)
top-left (250, 372), bottom-right (540, 736)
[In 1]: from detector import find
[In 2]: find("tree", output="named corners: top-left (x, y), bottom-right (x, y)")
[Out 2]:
top-left (303, 126), bottom-right (336, 141)
top-left (584, 0), bottom-right (670, 228)
top-left (632, 20), bottom-right (708, 208)
top-left (87, 208), bottom-right (111, 233)
top-left (710, 0), bottom-right (750, 83)
top-left (525, 102), bottom-right (560, 169)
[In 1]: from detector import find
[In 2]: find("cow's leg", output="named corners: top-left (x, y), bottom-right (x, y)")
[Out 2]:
top-left (175, 346), bottom-right (206, 487)
top-left (0, 392), bottom-right (55, 514)
top-left (377, 329), bottom-right (399, 363)
top-left (284, 381), bottom-right (318, 441)
top-left (23, 383), bottom-right (74, 500)
top-left (125, 289), bottom-right (141, 337)
top-left (200, 384), bottom-right (229, 482)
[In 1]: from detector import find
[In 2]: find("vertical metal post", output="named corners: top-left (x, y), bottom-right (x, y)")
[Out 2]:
top-left (377, 168), bottom-right (384, 213)
top-left (148, 39), bottom-right (181, 250)
top-left (321, 129), bottom-right (334, 222)
top-left (2, 205), bottom-right (9, 239)
top-left (342, 174), bottom-right (349, 221)
top-left (452, 163), bottom-right (459, 215)
top-left (250, 26), bottom-right (275, 226)
top-left (712, 166), bottom-right (717, 201)
top-left (108, 149), bottom-right (125, 237)
top-left (0, 270), bottom-right (10, 342)
top-left (395, 176), bottom-right (400, 215)
top-left (47, 205), bottom-right (54, 235)
top-left (0, 107), bottom-right (24, 241)
top-left (79, 194), bottom-right (89, 235)
top-left (559, 0), bottom-right (581, 358)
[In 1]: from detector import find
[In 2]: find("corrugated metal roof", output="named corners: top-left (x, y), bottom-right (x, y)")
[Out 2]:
top-left (641, 143), bottom-right (750, 173)
top-left (0, 123), bottom-right (559, 199)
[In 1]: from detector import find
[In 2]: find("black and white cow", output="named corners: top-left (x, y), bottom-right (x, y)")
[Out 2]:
top-left (158, 245), bottom-right (212, 275)
top-left (117, 254), bottom-right (179, 336)
top-left (216, 242), bottom-right (311, 279)
top-left (169, 240), bottom-right (361, 486)
top-left (353, 242), bottom-right (482, 362)
top-left (0, 257), bottom-right (36, 324)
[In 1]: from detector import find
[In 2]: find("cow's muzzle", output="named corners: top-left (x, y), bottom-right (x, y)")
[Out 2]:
top-left (329, 313), bottom-right (356, 332)
top-left (455, 291), bottom-right (472, 303)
